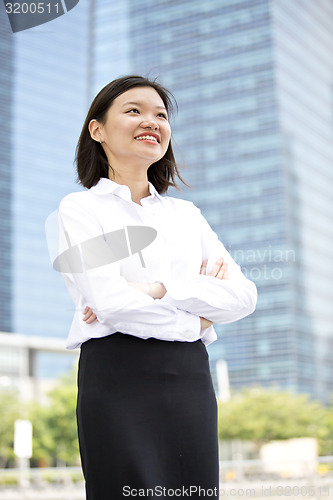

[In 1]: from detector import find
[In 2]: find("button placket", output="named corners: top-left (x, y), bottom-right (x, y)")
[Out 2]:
top-left (130, 203), bottom-right (171, 280)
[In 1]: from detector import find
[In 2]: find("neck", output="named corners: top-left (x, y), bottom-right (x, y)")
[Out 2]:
top-left (108, 162), bottom-right (150, 205)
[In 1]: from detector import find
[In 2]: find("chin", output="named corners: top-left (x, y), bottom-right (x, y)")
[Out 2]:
top-left (137, 153), bottom-right (163, 164)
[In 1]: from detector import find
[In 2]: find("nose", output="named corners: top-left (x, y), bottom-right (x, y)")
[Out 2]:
top-left (141, 117), bottom-right (159, 130)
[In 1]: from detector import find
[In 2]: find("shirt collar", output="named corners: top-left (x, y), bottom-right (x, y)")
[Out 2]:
top-left (90, 177), bottom-right (164, 203)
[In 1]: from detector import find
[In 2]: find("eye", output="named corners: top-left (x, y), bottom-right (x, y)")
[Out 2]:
top-left (127, 108), bottom-right (140, 114)
top-left (157, 112), bottom-right (168, 120)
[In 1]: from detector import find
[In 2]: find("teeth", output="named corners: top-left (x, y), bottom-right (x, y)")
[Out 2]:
top-left (135, 135), bottom-right (158, 142)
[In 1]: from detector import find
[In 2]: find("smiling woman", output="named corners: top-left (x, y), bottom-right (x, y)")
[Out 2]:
top-left (75, 76), bottom-right (187, 199)
top-left (56, 75), bottom-right (257, 499)
top-left (87, 86), bottom-right (172, 205)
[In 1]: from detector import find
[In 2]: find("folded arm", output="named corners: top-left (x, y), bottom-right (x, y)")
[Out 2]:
top-left (84, 257), bottom-right (230, 333)
top-left (58, 195), bottom-right (202, 343)
top-left (159, 203), bottom-right (257, 324)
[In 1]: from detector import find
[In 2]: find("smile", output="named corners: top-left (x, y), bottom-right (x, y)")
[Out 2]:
top-left (135, 135), bottom-right (160, 143)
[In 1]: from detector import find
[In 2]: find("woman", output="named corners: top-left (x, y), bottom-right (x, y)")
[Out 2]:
top-left (57, 75), bottom-right (257, 499)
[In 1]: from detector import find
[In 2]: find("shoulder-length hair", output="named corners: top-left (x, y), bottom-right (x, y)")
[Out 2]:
top-left (75, 75), bottom-right (190, 194)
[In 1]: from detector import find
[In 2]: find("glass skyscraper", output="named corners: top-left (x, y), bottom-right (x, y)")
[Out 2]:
top-left (2, 0), bottom-right (332, 400)
top-left (272, 0), bottom-right (333, 402)
top-left (92, 0), bottom-right (333, 402)
top-left (1, 0), bottom-right (91, 376)
top-left (0, 1), bottom-right (13, 333)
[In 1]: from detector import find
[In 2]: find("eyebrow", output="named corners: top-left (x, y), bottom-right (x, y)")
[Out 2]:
top-left (122, 101), bottom-right (167, 111)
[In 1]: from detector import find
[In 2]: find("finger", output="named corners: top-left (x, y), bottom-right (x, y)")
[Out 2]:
top-left (208, 257), bottom-right (224, 277)
top-left (216, 262), bottom-right (228, 279)
top-left (82, 307), bottom-right (94, 321)
top-left (86, 314), bottom-right (97, 324)
top-left (83, 310), bottom-right (98, 323)
top-left (82, 307), bottom-right (92, 318)
top-left (217, 261), bottom-right (228, 280)
top-left (200, 259), bottom-right (208, 275)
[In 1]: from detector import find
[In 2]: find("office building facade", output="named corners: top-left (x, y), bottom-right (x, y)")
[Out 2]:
top-left (2, 0), bottom-right (332, 399)
top-left (92, 0), bottom-right (333, 402)
top-left (1, 1), bottom-right (91, 376)
top-left (0, 1), bottom-right (13, 333)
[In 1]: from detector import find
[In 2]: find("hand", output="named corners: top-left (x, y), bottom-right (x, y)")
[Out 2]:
top-left (200, 316), bottom-right (213, 329)
top-left (82, 306), bottom-right (98, 324)
top-left (200, 257), bottom-right (229, 280)
top-left (198, 257), bottom-right (229, 330)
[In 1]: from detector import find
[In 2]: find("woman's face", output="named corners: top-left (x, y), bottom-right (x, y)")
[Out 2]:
top-left (95, 86), bottom-right (172, 169)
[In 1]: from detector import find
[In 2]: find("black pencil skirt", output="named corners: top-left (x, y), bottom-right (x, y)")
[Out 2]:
top-left (76, 333), bottom-right (219, 499)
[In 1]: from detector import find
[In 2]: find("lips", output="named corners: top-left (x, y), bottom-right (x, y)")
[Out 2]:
top-left (134, 133), bottom-right (160, 143)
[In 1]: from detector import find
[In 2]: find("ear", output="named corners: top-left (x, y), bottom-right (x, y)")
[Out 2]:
top-left (88, 119), bottom-right (103, 143)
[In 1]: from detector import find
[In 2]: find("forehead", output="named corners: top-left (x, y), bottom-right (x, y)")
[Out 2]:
top-left (114, 87), bottom-right (166, 109)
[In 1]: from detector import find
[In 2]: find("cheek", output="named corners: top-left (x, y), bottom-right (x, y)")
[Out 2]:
top-left (163, 125), bottom-right (172, 146)
top-left (107, 125), bottom-right (128, 150)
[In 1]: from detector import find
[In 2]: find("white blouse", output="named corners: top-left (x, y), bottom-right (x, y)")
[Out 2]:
top-left (56, 177), bottom-right (257, 349)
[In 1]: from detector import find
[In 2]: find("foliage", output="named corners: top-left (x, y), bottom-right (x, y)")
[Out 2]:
top-left (0, 390), bottom-right (21, 468)
top-left (29, 369), bottom-right (79, 466)
top-left (1, 378), bottom-right (333, 467)
top-left (218, 387), bottom-right (330, 454)
top-left (43, 370), bottom-right (79, 465)
top-left (320, 394), bottom-right (333, 456)
top-left (0, 370), bottom-right (79, 467)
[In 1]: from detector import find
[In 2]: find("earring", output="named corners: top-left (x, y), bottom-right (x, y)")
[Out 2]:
top-left (99, 138), bottom-right (102, 144)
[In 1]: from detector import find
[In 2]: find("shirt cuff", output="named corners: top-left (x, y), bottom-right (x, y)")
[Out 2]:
top-left (200, 325), bottom-right (217, 346)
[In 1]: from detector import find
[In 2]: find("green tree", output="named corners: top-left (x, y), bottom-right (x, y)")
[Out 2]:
top-left (0, 390), bottom-right (21, 468)
top-left (218, 387), bottom-right (329, 454)
top-left (29, 402), bottom-right (56, 466)
top-left (46, 372), bottom-right (79, 465)
top-left (29, 370), bottom-right (80, 466)
top-left (320, 395), bottom-right (333, 456)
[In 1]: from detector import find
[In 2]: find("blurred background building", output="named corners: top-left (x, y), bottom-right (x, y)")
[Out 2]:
top-left (0, 332), bottom-right (78, 402)
top-left (0, 2), bottom-right (13, 333)
top-left (1, 0), bottom-right (332, 402)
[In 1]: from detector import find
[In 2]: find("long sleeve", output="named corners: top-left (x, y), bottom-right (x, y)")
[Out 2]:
top-left (57, 195), bottom-right (201, 345)
top-left (160, 203), bottom-right (257, 324)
